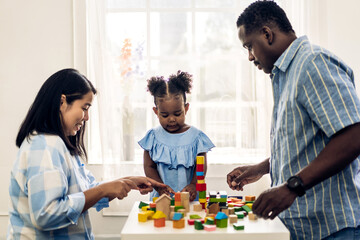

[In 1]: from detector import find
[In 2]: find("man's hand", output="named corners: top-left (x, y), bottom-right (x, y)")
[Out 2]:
top-left (227, 165), bottom-right (264, 191)
top-left (252, 184), bottom-right (297, 219)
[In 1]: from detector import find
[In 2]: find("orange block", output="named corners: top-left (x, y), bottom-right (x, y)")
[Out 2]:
top-left (245, 195), bottom-right (256, 201)
top-left (154, 218), bottom-right (166, 227)
top-left (173, 218), bottom-right (185, 228)
top-left (175, 192), bottom-right (181, 201)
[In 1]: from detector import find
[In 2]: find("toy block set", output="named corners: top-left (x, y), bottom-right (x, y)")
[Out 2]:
top-left (137, 191), bottom-right (258, 231)
top-left (136, 156), bottom-right (259, 231)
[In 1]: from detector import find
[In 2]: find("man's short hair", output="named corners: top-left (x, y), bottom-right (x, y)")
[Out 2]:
top-left (236, 0), bottom-right (294, 34)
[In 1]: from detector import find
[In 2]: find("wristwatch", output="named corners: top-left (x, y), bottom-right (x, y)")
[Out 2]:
top-left (286, 175), bottom-right (306, 197)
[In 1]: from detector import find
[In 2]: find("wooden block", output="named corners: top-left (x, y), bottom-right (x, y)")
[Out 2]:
top-left (208, 202), bottom-right (220, 214)
top-left (221, 208), bottom-right (229, 216)
top-left (154, 218), bottom-right (165, 227)
top-left (193, 204), bottom-right (202, 212)
top-left (187, 219), bottom-right (195, 225)
top-left (228, 207), bottom-right (235, 215)
top-left (197, 179), bottom-right (205, 184)
top-left (173, 218), bottom-right (185, 228)
top-left (196, 164), bottom-right (204, 172)
top-left (194, 220), bottom-right (204, 230)
top-left (196, 156), bottom-right (205, 164)
top-left (245, 203), bottom-right (253, 209)
top-left (233, 223), bottom-right (244, 230)
top-left (175, 192), bottom-right (181, 201)
top-left (204, 225), bottom-right (216, 231)
top-left (216, 218), bottom-right (228, 228)
top-left (229, 215), bottom-right (237, 224)
top-left (138, 212), bottom-right (148, 222)
top-left (178, 209), bottom-right (186, 217)
top-left (181, 192), bottom-right (190, 212)
top-left (245, 195), bottom-right (256, 201)
top-left (248, 211), bottom-right (258, 220)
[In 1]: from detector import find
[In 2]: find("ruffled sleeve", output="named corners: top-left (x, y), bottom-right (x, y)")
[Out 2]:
top-left (194, 130), bottom-right (215, 154)
top-left (138, 127), bottom-right (215, 170)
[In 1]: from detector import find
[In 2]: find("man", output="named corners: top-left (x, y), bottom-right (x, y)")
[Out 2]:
top-left (227, 1), bottom-right (360, 239)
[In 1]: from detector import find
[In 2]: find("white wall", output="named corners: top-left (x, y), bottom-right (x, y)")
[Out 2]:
top-left (1, 0), bottom-right (360, 239)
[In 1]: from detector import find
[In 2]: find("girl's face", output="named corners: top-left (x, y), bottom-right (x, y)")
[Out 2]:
top-left (153, 95), bottom-right (189, 133)
top-left (60, 91), bottom-right (94, 136)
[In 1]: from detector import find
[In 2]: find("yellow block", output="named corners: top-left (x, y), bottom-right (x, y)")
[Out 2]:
top-left (199, 198), bottom-right (207, 203)
top-left (145, 210), bottom-right (155, 219)
top-left (138, 212), bottom-right (148, 222)
top-left (245, 203), bottom-right (253, 209)
top-left (197, 179), bottom-right (205, 184)
top-left (196, 156), bottom-right (204, 164)
top-left (141, 206), bottom-right (149, 212)
top-left (152, 197), bottom-right (158, 203)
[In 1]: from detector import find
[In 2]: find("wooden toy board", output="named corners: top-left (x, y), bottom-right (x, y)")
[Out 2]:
top-left (121, 201), bottom-right (290, 240)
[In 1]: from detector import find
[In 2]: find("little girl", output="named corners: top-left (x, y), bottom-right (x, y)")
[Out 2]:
top-left (138, 70), bottom-right (215, 201)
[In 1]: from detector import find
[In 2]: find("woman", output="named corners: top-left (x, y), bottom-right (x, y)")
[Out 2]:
top-left (8, 68), bottom-right (165, 239)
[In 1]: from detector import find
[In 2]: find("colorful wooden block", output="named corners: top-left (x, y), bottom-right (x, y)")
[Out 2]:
top-left (216, 218), bottom-right (228, 228)
top-left (196, 164), bottom-right (204, 172)
top-left (154, 218), bottom-right (165, 227)
top-left (194, 220), bottom-right (204, 230)
top-left (229, 215), bottom-right (238, 224)
top-left (196, 183), bottom-right (206, 191)
top-left (173, 218), bottom-right (185, 228)
top-left (138, 212), bottom-right (148, 222)
top-left (196, 156), bottom-right (205, 164)
top-left (233, 223), bottom-right (245, 230)
top-left (245, 195), bottom-right (256, 201)
top-left (187, 219), bottom-right (195, 225)
top-left (204, 225), bottom-right (216, 231)
top-left (190, 214), bottom-right (202, 219)
top-left (248, 211), bottom-right (258, 220)
top-left (193, 204), bottom-right (202, 212)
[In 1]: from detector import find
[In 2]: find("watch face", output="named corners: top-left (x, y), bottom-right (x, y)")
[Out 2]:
top-left (288, 176), bottom-right (300, 188)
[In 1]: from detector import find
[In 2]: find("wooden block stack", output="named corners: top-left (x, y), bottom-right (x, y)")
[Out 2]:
top-left (196, 156), bottom-right (207, 209)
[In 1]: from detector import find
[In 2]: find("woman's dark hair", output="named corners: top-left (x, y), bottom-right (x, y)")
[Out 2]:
top-left (16, 68), bottom-right (97, 159)
top-left (147, 70), bottom-right (192, 106)
top-left (236, 0), bottom-right (294, 35)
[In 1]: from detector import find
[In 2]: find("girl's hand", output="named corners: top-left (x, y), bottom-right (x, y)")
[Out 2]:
top-left (125, 176), bottom-right (167, 194)
top-left (181, 183), bottom-right (197, 201)
top-left (155, 184), bottom-right (175, 197)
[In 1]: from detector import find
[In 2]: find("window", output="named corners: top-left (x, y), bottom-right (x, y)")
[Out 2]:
top-left (86, 0), bottom-right (293, 165)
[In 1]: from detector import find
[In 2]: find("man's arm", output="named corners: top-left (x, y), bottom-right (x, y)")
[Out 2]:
top-left (297, 122), bottom-right (360, 190)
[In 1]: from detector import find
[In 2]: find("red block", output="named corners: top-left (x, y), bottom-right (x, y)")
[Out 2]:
top-left (196, 164), bottom-right (204, 172)
top-left (197, 175), bottom-right (205, 180)
top-left (196, 183), bottom-right (206, 191)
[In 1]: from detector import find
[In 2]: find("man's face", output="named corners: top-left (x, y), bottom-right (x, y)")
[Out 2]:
top-left (238, 25), bottom-right (274, 74)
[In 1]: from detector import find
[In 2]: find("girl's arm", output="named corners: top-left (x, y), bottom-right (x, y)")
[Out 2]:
top-left (143, 150), bottom-right (174, 195)
top-left (143, 150), bottom-right (163, 183)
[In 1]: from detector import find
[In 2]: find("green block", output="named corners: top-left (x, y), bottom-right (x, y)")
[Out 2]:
top-left (233, 223), bottom-right (245, 230)
top-left (171, 199), bottom-right (175, 206)
top-left (190, 214), bottom-right (202, 219)
top-left (209, 198), bottom-right (219, 202)
top-left (242, 205), bottom-right (252, 213)
top-left (194, 220), bottom-right (204, 230)
top-left (138, 201), bottom-right (149, 208)
top-left (150, 207), bottom-right (156, 212)
top-left (234, 207), bottom-right (242, 212)
top-left (236, 212), bottom-right (244, 219)
top-left (174, 206), bottom-right (184, 212)
top-left (218, 198), bottom-right (227, 202)
top-left (216, 219), bottom-right (228, 228)
top-left (199, 191), bottom-right (206, 199)
top-left (205, 218), bottom-right (214, 225)
top-left (245, 201), bottom-right (254, 204)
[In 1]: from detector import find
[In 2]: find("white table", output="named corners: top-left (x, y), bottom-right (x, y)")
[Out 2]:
top-left (121, 201), bottom-right (290, 240)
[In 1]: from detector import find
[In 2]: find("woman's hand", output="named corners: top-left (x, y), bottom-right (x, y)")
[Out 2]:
top-left (181, 183), bottom-right (197, 201)
top-left (100, 179), bottom-right (138, 200)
